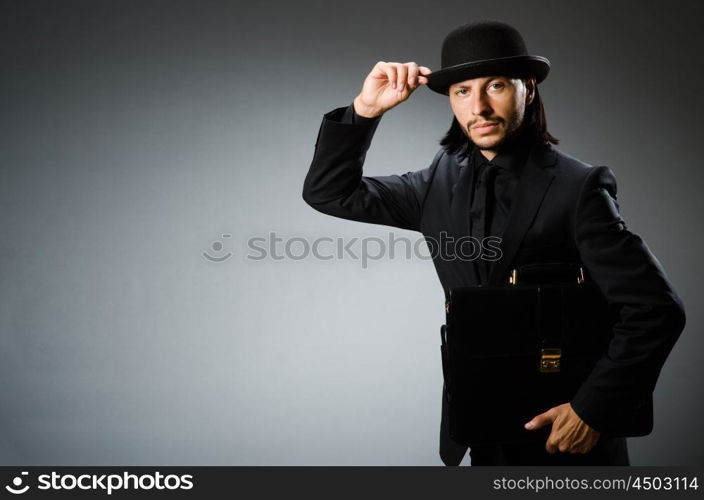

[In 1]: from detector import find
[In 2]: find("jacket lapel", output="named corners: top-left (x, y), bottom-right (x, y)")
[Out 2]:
top-left (488, 143), bottom-right (557, 285)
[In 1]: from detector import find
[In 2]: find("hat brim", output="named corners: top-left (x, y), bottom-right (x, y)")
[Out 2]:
top-left (426, 55), bottom-right (550, 95)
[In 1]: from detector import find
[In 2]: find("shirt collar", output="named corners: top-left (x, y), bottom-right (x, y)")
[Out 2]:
top-left (471, 134), bottom-right (533, 174)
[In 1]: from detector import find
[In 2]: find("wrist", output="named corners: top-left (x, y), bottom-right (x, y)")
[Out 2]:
top-left (353, 95), bottom-right (383, 119)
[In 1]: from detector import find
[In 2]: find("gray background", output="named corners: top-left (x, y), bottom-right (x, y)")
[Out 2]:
top-left (1, 0), bottom-right (702, 465)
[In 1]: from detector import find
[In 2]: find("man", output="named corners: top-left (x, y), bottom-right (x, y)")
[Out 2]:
top-left (302, 21), bottom-right (685, 465)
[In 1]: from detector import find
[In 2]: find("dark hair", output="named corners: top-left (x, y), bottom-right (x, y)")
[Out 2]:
top-left (439, 82), bottom-right (559, 159)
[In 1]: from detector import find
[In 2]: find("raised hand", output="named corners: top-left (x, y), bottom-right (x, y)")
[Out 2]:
top-left (353, 61), bottom-right (432, 118)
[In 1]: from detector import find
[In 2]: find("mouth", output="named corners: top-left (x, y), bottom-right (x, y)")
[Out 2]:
top-left (471, 121), bottom-right (500, 133)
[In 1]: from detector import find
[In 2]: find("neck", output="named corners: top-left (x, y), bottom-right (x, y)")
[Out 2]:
top-left (479, 150), bottom-right (497, 161)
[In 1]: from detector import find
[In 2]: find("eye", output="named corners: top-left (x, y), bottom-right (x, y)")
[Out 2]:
top-left (489, 82), bottom-right (505, 90)
top-left (454, 88), bottom-right (468, 96)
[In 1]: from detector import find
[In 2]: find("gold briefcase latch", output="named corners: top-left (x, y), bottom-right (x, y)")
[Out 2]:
top-left (539, 348), bottom-right (562, 373)
top-left (509, 268), bottom-right (519, 285)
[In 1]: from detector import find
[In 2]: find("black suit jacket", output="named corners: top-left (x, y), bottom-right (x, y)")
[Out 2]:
top-left (303, 107), bottom-right (686, 465)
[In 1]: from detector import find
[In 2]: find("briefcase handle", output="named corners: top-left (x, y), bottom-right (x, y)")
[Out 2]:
top-left (509, 262), bottom-right (587, 286)
top-left (444, 263), bottom-right (590, 314)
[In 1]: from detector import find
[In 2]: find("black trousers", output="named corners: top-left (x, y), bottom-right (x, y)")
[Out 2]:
top-left (467, 437), bottom-right (629, 466)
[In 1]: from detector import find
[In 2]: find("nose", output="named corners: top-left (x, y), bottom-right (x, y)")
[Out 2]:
top-left (470, 90), bottom-right (492, 117)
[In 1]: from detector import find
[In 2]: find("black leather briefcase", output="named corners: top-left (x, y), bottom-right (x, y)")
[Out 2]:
top-left (440, 262), bottom-right (653, 445)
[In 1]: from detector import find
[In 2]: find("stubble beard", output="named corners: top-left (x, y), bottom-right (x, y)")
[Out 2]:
top-left (464, 106), bottom-right (525, 152)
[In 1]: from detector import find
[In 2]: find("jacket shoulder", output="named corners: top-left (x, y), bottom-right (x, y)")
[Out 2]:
top-left (550, 147), bottom-right (618, 195)
top-left (552, 147), bottom-right (595, 176)
top-left (547, 146), bottom-right (618, 193)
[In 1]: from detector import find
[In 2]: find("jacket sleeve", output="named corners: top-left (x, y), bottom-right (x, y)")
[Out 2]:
top-left (302, 106), bottom-right (438, 232)
top-left (569, 165), bottom-right (686, 432)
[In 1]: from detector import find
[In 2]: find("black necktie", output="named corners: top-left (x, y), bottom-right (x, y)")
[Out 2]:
top-left (470, 162), bottom-right (499, 241)
top-left (470, 162), bottom-right (499, 284)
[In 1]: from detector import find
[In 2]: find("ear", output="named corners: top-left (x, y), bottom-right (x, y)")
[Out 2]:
top-left (525, 78), bottom-right (536, 106)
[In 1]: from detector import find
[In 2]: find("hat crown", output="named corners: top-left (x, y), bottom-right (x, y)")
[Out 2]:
top-left (441, 21), bottom-right (529, 68)
top-left (426, 20), bottom-right (549, 94)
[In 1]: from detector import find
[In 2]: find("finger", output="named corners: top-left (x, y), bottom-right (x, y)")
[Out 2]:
top-left (545, 435), bottom-right (559, 454)
top-left (525, 409), bottom-right (555, 430)
top-left (406, 62), bottom-right (419, 88)
top-left (416, 65), bottom-right (432, 85)
top-left (395, 63), bottom-right (408, 93)
top-left (370, 60), bottom-right (388, 79)
top-left (384, 63), bottom-right (398, 89)
top-left (575, 433), bottom-right (599, 454)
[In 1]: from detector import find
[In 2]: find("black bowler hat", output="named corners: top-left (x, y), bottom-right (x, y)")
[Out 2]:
top-left (426, 20), bottom-right (550, 95)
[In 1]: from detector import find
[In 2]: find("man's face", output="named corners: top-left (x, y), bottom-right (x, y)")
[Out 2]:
top-left (448, 76), bottom-right (534, 155)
